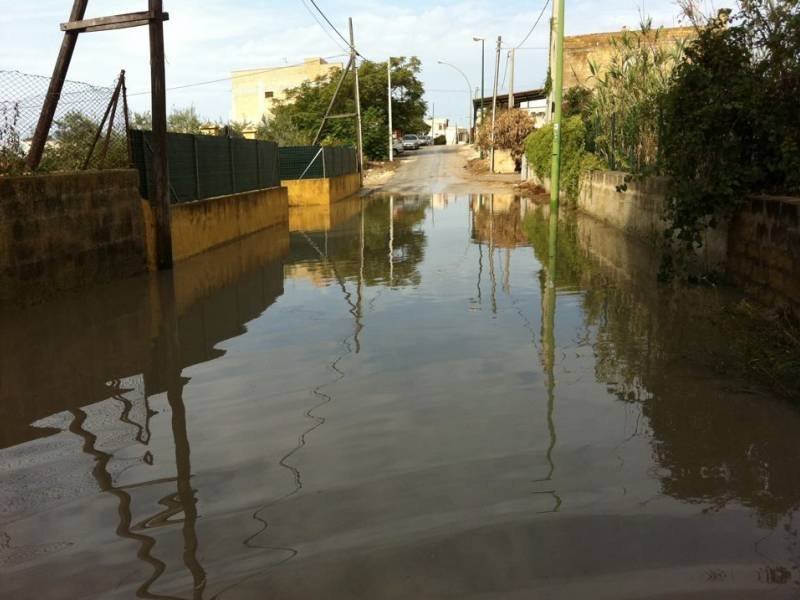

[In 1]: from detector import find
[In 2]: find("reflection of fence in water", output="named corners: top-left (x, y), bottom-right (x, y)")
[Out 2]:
top-left (0, 70), bottom-right (129, 174)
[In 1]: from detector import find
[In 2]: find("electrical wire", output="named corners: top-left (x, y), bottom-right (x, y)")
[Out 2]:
top-left (127, 55), bottom-right (348, 96)
top-left (500, 50), bottom-right (510, 90)
top-left (514, 0), bottom-right (551, 49)
top-left (306, 0), bottom-right (361, 56)
top-left (299, 0), bottom-right (350, 54)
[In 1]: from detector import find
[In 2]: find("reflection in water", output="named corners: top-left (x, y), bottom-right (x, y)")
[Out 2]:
top-left (535, 211), bottom-right (562, 513)
top-left (4, 196), bottom-right (800, 598)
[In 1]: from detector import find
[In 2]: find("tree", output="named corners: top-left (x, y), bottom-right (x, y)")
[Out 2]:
top-left (265, 57), bottom-right (427, 160)
top-left (167, 106), bottom-right (202, 134)
top-left (660, 1), bottom-right (800, 252)
top-left (130, 111), bottom-right (152, 130)
top-left (0, 102), bottom-right (25, 175)
top-left (255, 113), bottom-right (310, 146)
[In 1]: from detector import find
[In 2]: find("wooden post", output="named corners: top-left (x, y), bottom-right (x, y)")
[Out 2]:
top-left (149, 0), bottom-right (173, 269)
top-left (26, 0), bottom-right (90, 170)
top-left (121, 70), bottom-right (133, 167)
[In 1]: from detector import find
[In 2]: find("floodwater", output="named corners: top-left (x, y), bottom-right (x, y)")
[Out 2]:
top-left (2, 194), bottom-right (800, 599)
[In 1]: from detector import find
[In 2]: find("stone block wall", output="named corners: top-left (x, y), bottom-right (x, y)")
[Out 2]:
top-left (728, 196), bottom-right (800, 308)
top-left (0, 169), bottom-right (148, 305)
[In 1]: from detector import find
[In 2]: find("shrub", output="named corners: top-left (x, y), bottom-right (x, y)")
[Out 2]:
top-left (525, 115), bottom-right (604, 202)
top-left (434, 134), bottom-right (446, 145)
top-left (660, 2), bottom-right (800, 249)
top-left (476, 109), bottom-right (536, 161)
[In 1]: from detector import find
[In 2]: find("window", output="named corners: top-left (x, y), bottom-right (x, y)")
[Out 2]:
top-left (264, 91), bottom-right (274, 99)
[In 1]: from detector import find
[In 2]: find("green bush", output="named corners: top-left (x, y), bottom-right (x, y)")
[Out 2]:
top-left (525, 116), bottom-right (605, 202)
top-left (660, 3), bottom-right (800, 249)
top-left (433, 135), bottom-right (446, 145)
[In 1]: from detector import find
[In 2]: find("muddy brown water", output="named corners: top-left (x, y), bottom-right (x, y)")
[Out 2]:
top-left (1, 194), bottom-right (799, 599)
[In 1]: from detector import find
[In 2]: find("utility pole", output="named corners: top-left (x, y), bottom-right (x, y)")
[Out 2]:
top-left (349, 18), bottom-right (364, 173)
top-left (473, 37), bottom-right (486, 159)
top-left (431, 103), bottom-right (435, 140)
top-left (508, 48), bottom-right (516, 109)
top-left (149, 0), bottom-right (173, 269)
top-left (547, 0), bottom-right (559, 123)
top-left (387, 58), bottom-right (393, 161)
top-left (549, 0), bottom-right (566, 216)
top-left (28, 1), bottom-right (173, 268)
top-left (490, 35), bottom-right (502, 173)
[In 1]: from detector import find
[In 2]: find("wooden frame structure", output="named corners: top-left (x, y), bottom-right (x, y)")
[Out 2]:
top-left (27, 0), bottom-right (174, 269)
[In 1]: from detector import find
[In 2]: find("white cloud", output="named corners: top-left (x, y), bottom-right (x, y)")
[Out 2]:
top-left (0, 0), bottom-right (684, 123)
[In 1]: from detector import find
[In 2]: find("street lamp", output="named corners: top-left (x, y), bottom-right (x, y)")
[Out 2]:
top-left (473, 37), bottom-right (486, 157)
top-left (437, 60), bottom-right (474, 144)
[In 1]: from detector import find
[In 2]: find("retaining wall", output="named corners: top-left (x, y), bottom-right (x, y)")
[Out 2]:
top-left (0, 169), bottom-right (148, 305)
top-left (728, 196), bottom-right (800, 307)
top-left (143, 186), bottom-right (289, 263)
top-left (574, 170), bottom-right (800, 309)
top-left (283, 172), bottom-right (362, 207)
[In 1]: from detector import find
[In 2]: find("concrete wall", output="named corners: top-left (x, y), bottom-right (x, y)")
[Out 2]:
top-left (575, 169), bottom-right (800, 310)
top-left (577, 170), bottom-right (728, 268)
top-left (563, 27), bottom-right (694, 90)
top-left (493, 150), bottom-right (517, 174)
top-left (163, 186), bottom-right (288, 262)
top-left (283, 172), bottom-right (362, 207)
top-left (0, 169), bottom-right (148, 305)
top-left (728, 196), bottom-right (800, 307)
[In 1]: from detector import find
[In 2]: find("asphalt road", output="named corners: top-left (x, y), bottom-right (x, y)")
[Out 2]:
top-left (375, 144), bottom-right (520, 195)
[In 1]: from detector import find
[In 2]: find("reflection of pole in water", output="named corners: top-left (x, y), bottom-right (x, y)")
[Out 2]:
top-left (389, 196), bottom-right (394, 285)
top-left (503, 248), bottom-right (511, 295)
top-left (354, 196), bottom-right (365, 353)
top-left (67, 275), bottom-right (208, 598)
top-left (68, 408), bottom-right (175, 600)
top-left (535, 211), bottom-right (562, 513)
top-left (489, 195), bottom-right (497, 314)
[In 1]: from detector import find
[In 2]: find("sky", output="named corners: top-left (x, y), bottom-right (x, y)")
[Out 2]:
top-left (0, 1), bottom-right (688, 126)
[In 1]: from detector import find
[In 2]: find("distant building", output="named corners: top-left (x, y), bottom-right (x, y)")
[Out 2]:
top-left (231, 57), bottom-right (343, 126)
top-left (428, 118), bottom-right (449, 138)
top-left (561, 26), bottom-right (695, 90)
top-left (472, 89), bottom-right (548, 127)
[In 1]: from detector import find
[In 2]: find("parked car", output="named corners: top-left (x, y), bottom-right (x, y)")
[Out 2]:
top-left (392, 139), bottom-right (405, 155)
top-left (419, 135), bottom-right (432, 146)
top-left (402, 134), bottom-right (420, 150)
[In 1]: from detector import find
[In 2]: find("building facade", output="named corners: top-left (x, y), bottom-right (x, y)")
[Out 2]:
top-left (231, 58), bottom-right (342, 127)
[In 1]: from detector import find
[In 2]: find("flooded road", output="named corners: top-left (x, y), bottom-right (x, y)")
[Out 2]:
top-left (2, 193), bottom-right (800, 599)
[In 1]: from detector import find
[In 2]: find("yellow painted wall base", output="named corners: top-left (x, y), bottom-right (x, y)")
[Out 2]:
top-left (282, 172), bottom-right (362, 207)
top-left (143, 186), bottom-right (289, 265)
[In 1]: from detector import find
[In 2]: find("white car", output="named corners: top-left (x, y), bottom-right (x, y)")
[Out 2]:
top-left (402, 134), bottom-right (420, 150)
top-left (392, 139), bottom-right (405, 155)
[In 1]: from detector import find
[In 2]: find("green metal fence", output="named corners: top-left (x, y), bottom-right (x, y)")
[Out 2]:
top-left (130, 130), bottom-right (280, 204)
top-left (279, 145), bottom-right (358, 181)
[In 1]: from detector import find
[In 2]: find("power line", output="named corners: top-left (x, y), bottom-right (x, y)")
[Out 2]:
top-left (127, 55), bottom-right (348, 97)
top-left (514, 0), bottom-right (551, 49)
top-left (306, 0), bottom-right (360, 56)
top-left (299, 0), bottom-right (349, 54)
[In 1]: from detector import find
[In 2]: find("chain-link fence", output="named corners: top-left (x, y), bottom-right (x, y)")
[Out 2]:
top-left (0, 70), bottom-right (130, 176)
top-left (279, 145), bottom-right (359, 181)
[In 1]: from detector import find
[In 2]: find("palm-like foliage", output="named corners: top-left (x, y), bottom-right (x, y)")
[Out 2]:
top-left (588, 20), bottom-right (685, 173)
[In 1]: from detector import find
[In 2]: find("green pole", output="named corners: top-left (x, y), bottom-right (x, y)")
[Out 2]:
top-left (549, 0), bottom-right (566, 216)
